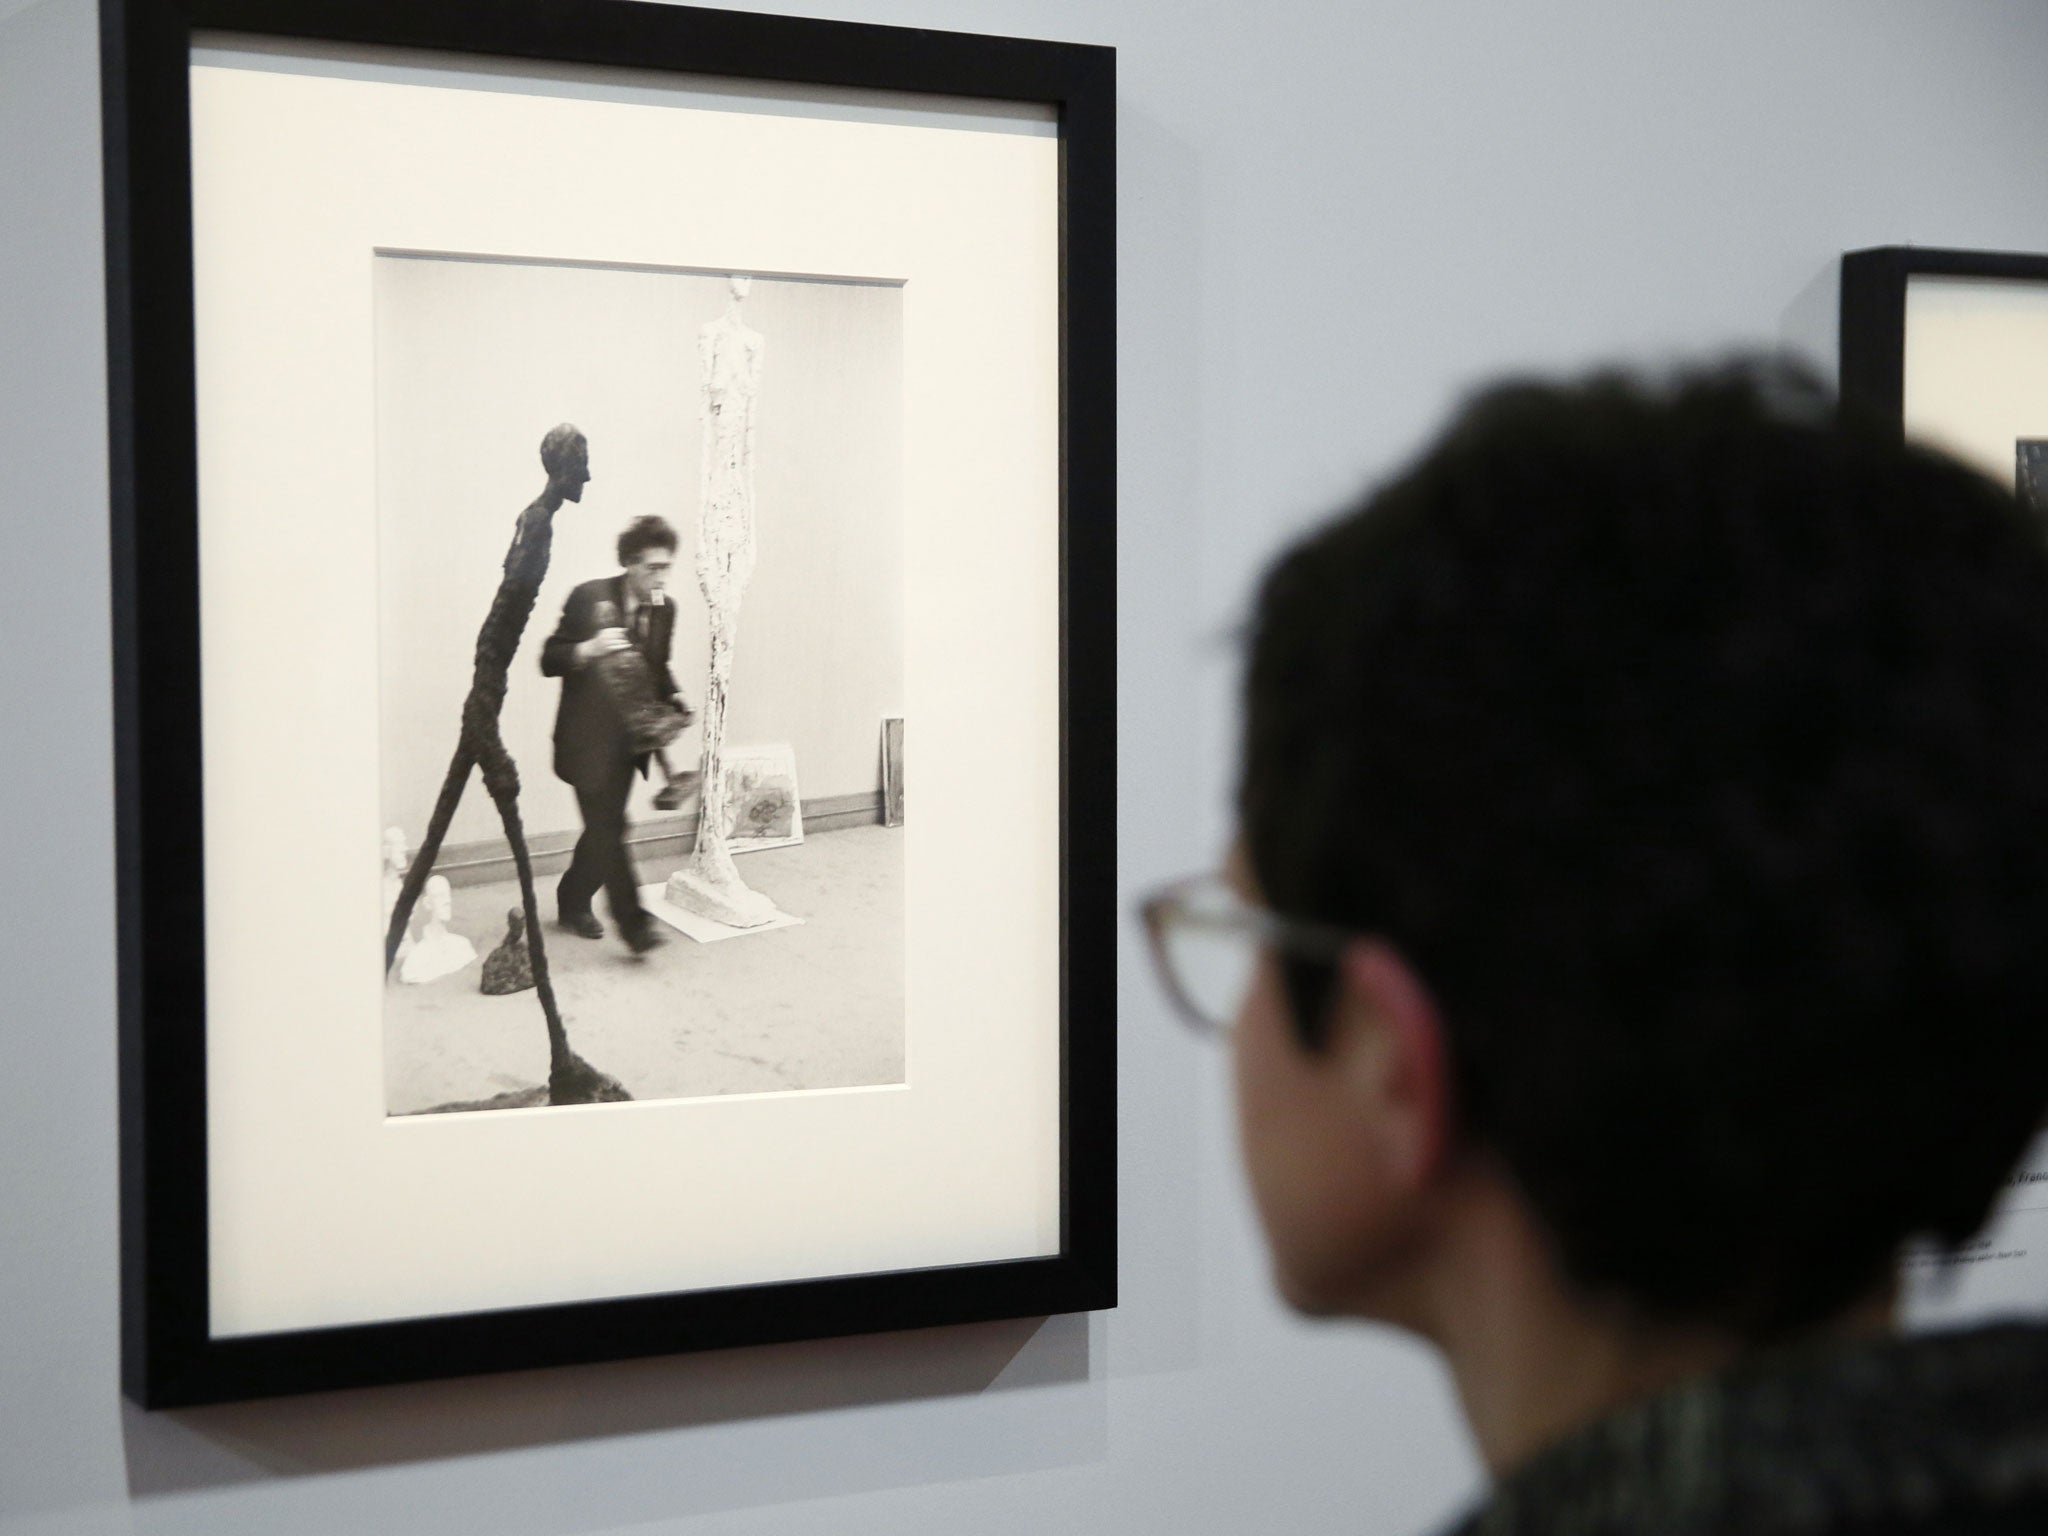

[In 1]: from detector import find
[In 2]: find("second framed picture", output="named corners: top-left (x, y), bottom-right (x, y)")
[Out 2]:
top-left (1840, 244), bottom-right (2048, 516)
top-left (1839, 244), bottom-right (2048, 1325)
top-left (105, 0), bottom-right (1115, 1406)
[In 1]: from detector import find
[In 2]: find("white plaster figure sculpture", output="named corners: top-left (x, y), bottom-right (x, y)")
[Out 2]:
top-left (382, 825), bottom-right (416, 967)
top-left (667, 275), bottom-right (785, 929)
top-left (400, 874), bottom-right (478, 984)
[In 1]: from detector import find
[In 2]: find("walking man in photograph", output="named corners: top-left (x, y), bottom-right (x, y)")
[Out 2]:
top-left (542, 514), bottom-right (692, 955)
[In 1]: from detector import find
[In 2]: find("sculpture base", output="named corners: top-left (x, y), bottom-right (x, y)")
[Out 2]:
top-left (664, 864), bottom-right (784, 929)
top-left (549, 1050), bottom-right (631, 1105)
top-left (639, 884), bottom-right (802, 943)
top-left (399, 931), bottom-right (476, 984)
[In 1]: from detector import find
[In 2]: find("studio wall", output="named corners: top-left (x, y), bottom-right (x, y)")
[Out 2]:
top-left (373, 258), bottom-right (904, 851)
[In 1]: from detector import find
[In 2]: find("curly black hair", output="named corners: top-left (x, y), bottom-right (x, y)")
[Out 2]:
top-left (616, 515), bottom-right (679, 567)
top-left (1239, 358), bottom-right (2048, 1338)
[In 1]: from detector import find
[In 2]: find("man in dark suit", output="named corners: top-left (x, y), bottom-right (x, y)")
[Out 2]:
top-left (540, 515), bottom-right (689, 954)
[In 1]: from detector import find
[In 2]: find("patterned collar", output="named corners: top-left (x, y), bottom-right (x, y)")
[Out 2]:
top-left (1444, 1323), bottom-right (2048, 1536)
top-left (615, 574), bottom-right (666, 626)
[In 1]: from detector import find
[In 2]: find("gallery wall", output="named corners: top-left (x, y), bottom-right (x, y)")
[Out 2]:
top-left (9, 2), bottom-right (2048, 1535)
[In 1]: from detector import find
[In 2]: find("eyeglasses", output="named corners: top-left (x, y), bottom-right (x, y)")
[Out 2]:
top-left (1137, 873), bottom-right (1353, 1035)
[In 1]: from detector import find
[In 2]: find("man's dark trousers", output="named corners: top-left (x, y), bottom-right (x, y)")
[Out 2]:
top-left (558, 753), bottom-right (645, 932)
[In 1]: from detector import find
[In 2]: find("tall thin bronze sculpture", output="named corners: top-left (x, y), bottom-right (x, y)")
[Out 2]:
top-left (384, 424), bottom-right (628, 1105)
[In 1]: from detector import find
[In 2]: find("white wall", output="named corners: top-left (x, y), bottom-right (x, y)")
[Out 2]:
top-left (374, 258), bottom-right (903, 848)
top-left (10, 2), bottom-right (2048, 1534)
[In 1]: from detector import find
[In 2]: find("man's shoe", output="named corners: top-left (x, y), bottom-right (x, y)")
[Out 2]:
top-left (652, 771), bottom-right (699, 812)
top-left (623, 922), bottom-right (667, 956)
top-left (560, 910), bottom-right (604, 940)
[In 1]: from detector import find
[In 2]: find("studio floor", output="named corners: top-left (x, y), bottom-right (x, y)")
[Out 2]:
top-left (383, 823), bottom-right (905, 1115)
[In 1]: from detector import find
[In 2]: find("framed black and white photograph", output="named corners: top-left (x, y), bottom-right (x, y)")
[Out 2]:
top-left (104, 0), bottom-right (1115, 1407)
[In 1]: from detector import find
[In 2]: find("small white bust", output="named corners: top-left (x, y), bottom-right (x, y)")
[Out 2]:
top-left (399, 873), bottom-right (477, 984)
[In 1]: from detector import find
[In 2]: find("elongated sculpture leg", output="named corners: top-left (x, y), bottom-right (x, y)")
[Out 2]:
top-left (696, 620), bottom-right (736, 885)
top-left (386, 741), bottom-right (477, 972)
top-left (476, 730), bottom-right (628, 1105)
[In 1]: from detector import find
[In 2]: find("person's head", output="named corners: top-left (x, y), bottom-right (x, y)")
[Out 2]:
top-left (540, 424), bottom-right (590, 503)
top-left (617, 515), bottom-right (679, 603)
top-left (728, 273), bottom-right (752, 305)
top-left (1228, 358), bottom-right (2048, 1345)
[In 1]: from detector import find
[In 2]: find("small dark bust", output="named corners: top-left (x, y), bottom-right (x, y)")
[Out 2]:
top-left (479, 908), bottom-right (535, 996)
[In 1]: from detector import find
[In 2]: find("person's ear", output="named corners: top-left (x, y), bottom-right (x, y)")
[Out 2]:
top-left (1327, 940), bottom-right (1455, 1189)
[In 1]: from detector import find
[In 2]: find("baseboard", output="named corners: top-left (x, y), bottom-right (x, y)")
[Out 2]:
top-left (432, 791), bottom-right (885, 888)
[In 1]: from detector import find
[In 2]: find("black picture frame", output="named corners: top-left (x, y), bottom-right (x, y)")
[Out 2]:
top-left (103, 0), bottom-right (1115, 1408)
top-left (1840, 244), bottom-right (2048, 428)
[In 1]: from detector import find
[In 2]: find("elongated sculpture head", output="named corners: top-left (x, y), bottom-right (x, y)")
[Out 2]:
top-left (540, 424), bottom-right (590, 504)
